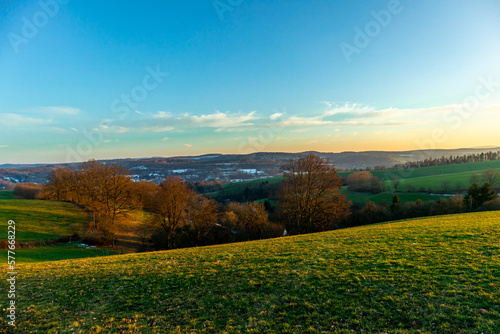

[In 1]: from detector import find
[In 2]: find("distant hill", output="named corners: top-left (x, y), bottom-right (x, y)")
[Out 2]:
top-left (1, 147), bottom-right (499, 184)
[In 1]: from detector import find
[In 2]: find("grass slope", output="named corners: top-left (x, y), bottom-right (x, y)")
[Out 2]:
top-left (0, 200), bottom-right (88, 242)
top-left (342, 190), bottom-right (448, 205)
top-left (4, 211), bottom-right (500, 333)
top-left (338, 160), bottom-right (500, 180)
top-left (0, 190), bottom-right (15, 200)
top-left (0, 243), bottom-right (117, 263)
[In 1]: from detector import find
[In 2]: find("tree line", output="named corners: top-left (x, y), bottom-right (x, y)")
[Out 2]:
top-left (31, 154), bottom-right (349, 249)
top-left (14, 153), bottom-right (500, 251)
top-left (378, 151), bottom-right (500, 170)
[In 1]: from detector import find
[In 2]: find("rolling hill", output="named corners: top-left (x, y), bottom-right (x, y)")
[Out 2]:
top-left (1, 147), bottom-right (499, 185)
top-left (3, 211), bottom-right (499, 333)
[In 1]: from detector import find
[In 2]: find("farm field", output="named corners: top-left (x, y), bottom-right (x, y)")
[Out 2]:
top-left (220, 176), bottom-right (283, 189)
top-left (212, 160), bottom-right (500, 205)
top-left (0, 200), bottom-right (88, 242)
top-left (338, 159), bottom-right (500, 180)
top-left (0, 190), bottom-right (15, 200)
top-left (342, 160), bottom-right (500, 192)
top-left (391, 171), bottom-right (484, 192)
top-left (342, 190), bottom-right (448, 205)
top-left (4, 211), bottom-right (499, 333)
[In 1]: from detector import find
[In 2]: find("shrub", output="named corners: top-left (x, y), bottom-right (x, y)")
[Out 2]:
top-left (13, 183), bottom-right (43, 199)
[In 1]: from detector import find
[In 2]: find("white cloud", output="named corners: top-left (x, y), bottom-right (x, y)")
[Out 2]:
top-left (187, 111), bottom-right (257, 131)
top-left (0, 114), bottom-right (53, 126)
top-left (48, 127), bottom-right (68, 134)
top-left (278, 116), bottom-right (333, 126)
top-left (0, 145), bottom-right (9, 148)
top-left (39, 106), bottom-right (81, 115)
top-left (153, 111), bottom-right (172, 119)
top-left (272, 103), bottom-right (466, 130)
top-left (98, 124), bottom-right (130, 134)
top-left (322, 103), bottom-right (374, 117)
top-left (142, 126), bottom-right (175, 133)
top-left (184, 144), bottom-right (192, 148)
top-left (162, 137), bottom-right (169, 141)
top-left (111, 126), bottom-right (129, 134)
top-left (270, 112), bottom-right (283, 120)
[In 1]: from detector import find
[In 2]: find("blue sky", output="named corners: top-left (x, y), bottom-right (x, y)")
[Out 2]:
top-left (1, 0), bottom-right (500, 163)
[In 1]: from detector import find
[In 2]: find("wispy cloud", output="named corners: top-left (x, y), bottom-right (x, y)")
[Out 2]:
top-left (48, 127), bottom-right (68, 134)
top-left (278, 116), bottom-right (333, 126)
top-left (153, 111), bottom-right (172, 119)
top-left (98, 124), bottom-right (130, 134)
top-left (270, 112), bottom-right (283, 120)
top-left (141, 126), bottom-right (175, 133)
top-left (274, 103), bottom-right (462, 129)
top-left (39, 106), bottom-right (81, 115)
top-left (0, 114), bottom-right (53, 126)
top-left (187, 111), bottom-right (257, 131)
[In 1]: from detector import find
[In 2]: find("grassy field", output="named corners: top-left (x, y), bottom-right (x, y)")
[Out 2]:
top-left (213, 161), bottom-right (500, 205)
top-left (394, 171), bottom-right (480, 192)
top-left (5, 211), bottom-right (499, 333)
top-left (339, 159), bottom-right (500, 180)
top-left (0, 243), bottom-right (117, 263)
top-left (342, 189), bottom-right (448, 205)
top-left (0, 200), bottom-right (89, 242)
top-left (220, 176), bottom-right (283, 189)
top-left (339, 160), bottom-right (500, 192)
top-left (0, 190), bottom-right (15, 200)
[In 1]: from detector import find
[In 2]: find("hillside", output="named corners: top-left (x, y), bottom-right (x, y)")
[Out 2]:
top-left (0, 198), bottom-right (116, 263)
top-left (0, 200), bottom-right (88, 242)
top-left (4, 211), bottom-right (499, 333)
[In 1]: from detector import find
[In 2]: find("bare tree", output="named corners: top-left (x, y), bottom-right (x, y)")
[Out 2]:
top-left (42, 160), bottom-right (137, 246)
top-left (470, 172), bottom-right (481, 185)
top-left (134, 180), bottom-right (160, 209)
top-left (98, 164), bottom-right (137, 246)
top-left (150, 176), bottom-right (195, 249)
top-left (277, 153), bottom-right (351, 234)
top-left (482, 169), bottom-right (500, 188)
top-left (186, 196), bottom-right (220, 245)
top-left (391, 176), bottom-right (401, 192)
top-left (42, 166), bottom-right (77, 200)
top-left (442, 180), bottom-right (450, 193)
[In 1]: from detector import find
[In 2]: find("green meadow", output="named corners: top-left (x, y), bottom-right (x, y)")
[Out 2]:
top-left (353, 160), bottom-right (500, 192)
top-left (0, 243), bottom-right (117, 263)
top-left (0, 190), bottom-right (15, 200)
top-left (342, 190), bottom-right (448, 205)
top-left (0, 200), bottom-right (88, 242)
top-left (3, 211), bottom-right (499, 333)
top-left (213, 161), bottom-right (500, 207)
top-left (336, 159), bottom-right (500, 179)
